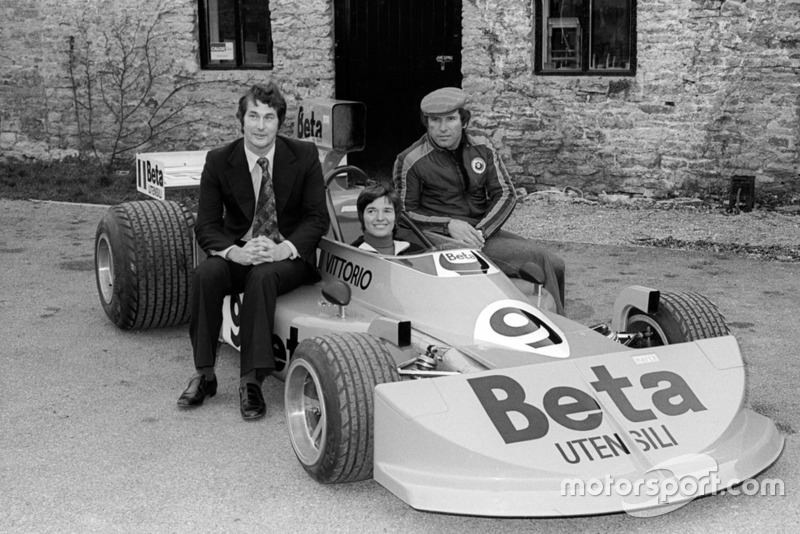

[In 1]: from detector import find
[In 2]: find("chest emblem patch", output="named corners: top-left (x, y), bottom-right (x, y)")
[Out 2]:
top-left (471, 157), bottom-right (487, 174)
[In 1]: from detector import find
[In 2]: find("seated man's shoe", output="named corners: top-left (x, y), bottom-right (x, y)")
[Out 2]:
top-left (177, 374), bottom-right (217, 408)
top-left (239, 383), bottom-right (266, 420)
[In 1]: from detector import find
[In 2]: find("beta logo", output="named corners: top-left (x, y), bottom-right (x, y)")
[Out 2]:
top-left (137, 159), bottom-right (164, 189)
top-left (296, 106), bottom-right (323, 140)
top-left (436, 250), bottom-right (491, 276)
top-left (468, 365), bottom-right (706, 444)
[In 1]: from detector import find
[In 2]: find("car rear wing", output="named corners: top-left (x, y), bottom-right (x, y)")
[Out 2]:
top-left (136, 151), bottom-right (207, 200)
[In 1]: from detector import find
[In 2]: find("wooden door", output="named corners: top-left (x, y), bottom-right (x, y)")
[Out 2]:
top-left (334, 0), bottom-right (463, 179)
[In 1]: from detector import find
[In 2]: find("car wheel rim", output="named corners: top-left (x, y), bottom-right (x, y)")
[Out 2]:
top-left (626, 314), bottom-right (669, 346)
top-left (285, 360), bottom-right (327, 466)
top-left (96, 233), bottom-right (114, 304)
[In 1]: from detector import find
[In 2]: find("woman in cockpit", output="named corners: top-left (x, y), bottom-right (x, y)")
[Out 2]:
top-left (351, 183), bottom-right (422, 255)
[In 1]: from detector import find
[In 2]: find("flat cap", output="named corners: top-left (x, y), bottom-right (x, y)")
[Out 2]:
top-left (420, 87), bottom-right (468, 115)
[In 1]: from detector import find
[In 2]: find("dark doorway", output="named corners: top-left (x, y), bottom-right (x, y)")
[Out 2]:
top-left (333, 0), bottom-right (463, 180)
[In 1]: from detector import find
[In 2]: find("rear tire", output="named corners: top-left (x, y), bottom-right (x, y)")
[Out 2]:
top-left (626, 291), bottom-right (729, 346)
top-left (285, 333), bottom-right (400, 483)
top-left (94, 200), bottom-right (195, 330)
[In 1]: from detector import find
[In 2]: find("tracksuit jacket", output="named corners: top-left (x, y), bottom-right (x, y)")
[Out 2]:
top-left (392, 131), bottom-right (517, 238)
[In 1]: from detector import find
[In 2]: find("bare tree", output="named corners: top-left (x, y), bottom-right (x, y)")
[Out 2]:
top-left (66, 2), bottom-right (242, 170)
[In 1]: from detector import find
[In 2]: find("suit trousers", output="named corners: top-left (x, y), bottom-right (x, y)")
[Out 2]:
top-left (481, 229), bottom-right (566, 314)
top-left (189, 256), bottom-right (316, 376)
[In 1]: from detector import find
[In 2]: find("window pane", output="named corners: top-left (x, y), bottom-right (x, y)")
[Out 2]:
top-left (538, 0), bottom-right (634, 75)
top-left (542, 0), bottom-right (584, 71)
top-left (205, 0), bottom-right (237, 66)
top-left (589, 0), bottom-right (632, 71)
top-left (550, 0), bottom-right (582, 17)
top-left (241, 0), bottom-right (273, 66)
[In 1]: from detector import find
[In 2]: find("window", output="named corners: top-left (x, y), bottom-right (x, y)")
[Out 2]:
top-left (198, 0), bottom-right (274, 69)
top-left (535, 0), bottom-right (636, 75)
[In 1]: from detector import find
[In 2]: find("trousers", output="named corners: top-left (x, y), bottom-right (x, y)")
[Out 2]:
top-left (481, 229), bottom-right (566, 314)
top-left (189, 256), bottom-right (316, 376)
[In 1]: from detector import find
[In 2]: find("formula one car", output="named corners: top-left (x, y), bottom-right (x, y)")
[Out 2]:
top-left (93, 100), bottom-right (783, 517)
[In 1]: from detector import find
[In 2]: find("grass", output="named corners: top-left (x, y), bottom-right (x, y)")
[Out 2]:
top-left (0, 157), bottom-right (140, 205)
top-left (2, 156), bottom-right (796, 213)
top-left (0, 157), bottom-right (201, 207)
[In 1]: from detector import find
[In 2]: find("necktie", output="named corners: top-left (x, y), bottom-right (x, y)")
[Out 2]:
top-left (253, 157), bottom-right (282, 242)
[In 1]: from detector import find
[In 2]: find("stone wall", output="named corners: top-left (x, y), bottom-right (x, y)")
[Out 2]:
top-left (1, 0), bottom-right (798, 196)
top-left (0, 0), bottom-right (335, 162)
top-left (462, 0), bottom-right (800, 196)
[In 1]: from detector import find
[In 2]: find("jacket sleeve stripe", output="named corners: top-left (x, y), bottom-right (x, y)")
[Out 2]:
top-left (474, 139), bottom-right (517, 238)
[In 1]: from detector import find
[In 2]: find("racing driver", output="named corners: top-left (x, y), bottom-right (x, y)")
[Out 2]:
top-left (393, 87), bottom-right (565, 313)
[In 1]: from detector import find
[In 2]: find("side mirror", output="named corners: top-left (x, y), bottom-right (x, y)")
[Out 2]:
top-left (322, 281), bottom-right (351, 318)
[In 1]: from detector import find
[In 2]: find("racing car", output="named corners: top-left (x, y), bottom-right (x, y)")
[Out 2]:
top-left (94, 100), bottom-right (783, 517)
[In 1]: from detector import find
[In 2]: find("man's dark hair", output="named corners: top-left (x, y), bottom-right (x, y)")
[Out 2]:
top-left (236, 83), bottom-right (287, 131)
top-left (356, 183), bottom-right (400, 230)
top-left (419, 108), bottom-right (471, 129)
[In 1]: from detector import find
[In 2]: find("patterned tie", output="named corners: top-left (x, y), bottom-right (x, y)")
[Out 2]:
top-left (253, 157), bottom-right (282, 242)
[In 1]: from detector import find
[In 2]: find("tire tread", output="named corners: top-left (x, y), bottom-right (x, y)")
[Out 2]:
top-left (95, 200), bottom-right (194, 330)
top-left (295, 333), bottom-right (399, 483)
top-left (659, 291), bottom-right (730, 341)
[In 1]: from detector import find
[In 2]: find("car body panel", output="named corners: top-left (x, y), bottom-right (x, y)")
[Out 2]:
top-left (215, 186), bottom-right (784, 517)
top-left (373, 336), bottom-right (784, 516)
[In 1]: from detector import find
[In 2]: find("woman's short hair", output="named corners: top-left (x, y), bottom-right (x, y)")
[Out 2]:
top-left (236, 83), bottom-right (287, 130)
top-left (356, 183), bottom-right (400, 230)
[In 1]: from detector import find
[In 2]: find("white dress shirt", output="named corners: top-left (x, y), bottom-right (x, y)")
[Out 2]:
top-left (212, 143), bottom-right (298, 260)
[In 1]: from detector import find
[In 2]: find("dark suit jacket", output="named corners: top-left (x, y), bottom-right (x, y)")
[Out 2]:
top-left (194, 135), bottom-right (330, 265)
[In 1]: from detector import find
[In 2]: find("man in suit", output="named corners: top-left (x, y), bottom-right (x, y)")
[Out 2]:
top-left (177, 83), bottom-right (329, 420)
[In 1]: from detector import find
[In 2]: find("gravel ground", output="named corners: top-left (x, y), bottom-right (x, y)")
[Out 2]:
top-left (506, 195), bottom-right (800, 262)
top-left (2, 199), bottom-right (798, 532)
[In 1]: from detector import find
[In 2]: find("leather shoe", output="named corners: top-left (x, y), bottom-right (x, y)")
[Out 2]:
top-left (177, 374), bottom-right (217, 408)
top-left (239, 383), bottom-right (266, 420)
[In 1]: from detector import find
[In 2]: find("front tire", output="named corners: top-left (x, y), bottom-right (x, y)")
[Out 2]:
top-left (94, 200), bottom-right (195, 330)
top-left (625, 291), bottom-right (729, 346)
top-left (285, 333), bottom-right (400, 483)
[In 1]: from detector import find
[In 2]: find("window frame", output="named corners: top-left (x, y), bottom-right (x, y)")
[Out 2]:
top-left (534, 0), bottom-right (637, 77)
top-left (198, 0), bottom-right (274, 70)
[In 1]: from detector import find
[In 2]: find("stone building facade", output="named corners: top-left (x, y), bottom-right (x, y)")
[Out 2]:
top-left (1, 0), bottom-right (798, 197)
